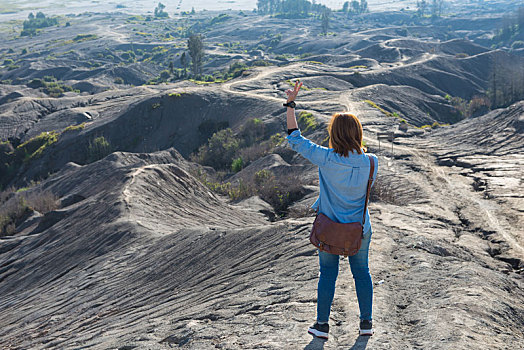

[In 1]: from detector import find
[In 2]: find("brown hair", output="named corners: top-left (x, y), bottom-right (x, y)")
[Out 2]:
top-left (328, 113), bottom-right (366, 157)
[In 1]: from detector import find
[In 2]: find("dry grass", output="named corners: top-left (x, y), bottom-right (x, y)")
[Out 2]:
top-left (194, 168), bottom-right (306, 217)
top-left (370, 173), bottom-right (424, 205)
top-left (0, 188), bottom-right (60, 236)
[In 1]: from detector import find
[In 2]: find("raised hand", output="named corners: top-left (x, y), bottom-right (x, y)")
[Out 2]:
top-left (286, 80), bottom-right (303, 103)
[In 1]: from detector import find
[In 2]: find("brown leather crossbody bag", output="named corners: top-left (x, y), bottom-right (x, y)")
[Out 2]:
top-left (309, 155), bottom-right (375, 257)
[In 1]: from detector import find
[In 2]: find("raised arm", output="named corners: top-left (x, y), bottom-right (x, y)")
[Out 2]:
top-left (285, 81), bottom-right (302, 131)
top-left (284, 81), bottom-right (329, 167)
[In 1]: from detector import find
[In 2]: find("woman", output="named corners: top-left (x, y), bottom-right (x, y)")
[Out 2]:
top-left (284, 81), bottom-right (378, 339)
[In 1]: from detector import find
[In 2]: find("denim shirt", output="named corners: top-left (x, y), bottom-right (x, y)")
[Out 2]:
top-left (286, 129), bottom-right (378, 235)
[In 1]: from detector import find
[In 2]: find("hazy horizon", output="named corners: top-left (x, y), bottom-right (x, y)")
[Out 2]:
top-left (0, 0), bottom-right (417, 20)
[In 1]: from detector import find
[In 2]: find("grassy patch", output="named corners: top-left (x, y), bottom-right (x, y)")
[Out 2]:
top-left (364, 100), bottom-right (393, 117)
top-left (298, 111), bottom-right (318, 132)
top-left (416, 121), bottom-right (449, 129)
top-left (189, 78), bottom-right (227, 85)
top-left (27, 76), bottom-right (78, 97)
top-left (0, 188), bottom-right (59, 236)
top-left (168, 92), bottom-right (186, 98)
top-left (63, 122), bottom-right (86, 133)
top-left (73, 34), bottom-right (98, 42)
top-left (194, 169), bottom-right (305, 217)
top-left (210, 13), bottom-right (231, 26)
top-left (16, 131), bottom-right (59, 162)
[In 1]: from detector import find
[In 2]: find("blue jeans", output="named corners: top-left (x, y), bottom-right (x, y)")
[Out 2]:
top-left (316, 229), bottom-right (373, 323)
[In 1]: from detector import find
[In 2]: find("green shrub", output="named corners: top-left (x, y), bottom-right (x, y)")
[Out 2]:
top-left (16, 131), bottom-right (59, 162)
top-left (87, 136), bottom-right (111, 162)
top-left (114, 77), bottom-right (124, 84)
top-left (364, 100), bottom-right (393, 117)
top-left (298, 111), bottom-right (318, 132)
top-left (0, 196), bottom-right (30, 236)
top-left (120, 50), bottom-right (136, 61)
top-left (240, 118), bottom-right (265, 146)
top-left (27, 76), bottom-right (75, 97)
top-left (195, 168), bottom-right (305, 216)
top-left (21, 12), bottom-right (58, 36)
top-left (231, 157), bottom-right (244, 172)
top-left (210, 14), bottom-right (231, 25)
top-left (197, 120), bottom-right (229, 142)
top-left (227, 61), bottom-right (249, 79)
top-left (159, 69), bottom-right (171, 81)
top-left (0, 188), bottom-right (59, 237)
top-left (73, 34), bottom-right (97, 42)
top-left (238, 133), bottom-right (284, 165)
top-left (63, 122), bottom-right (86, 133)
top-left (192, 128), bottom-right (240, 170)
top-left (252, 60), bottom-right (271, 66)
top-left (27, 78), bottom-right (45, 89)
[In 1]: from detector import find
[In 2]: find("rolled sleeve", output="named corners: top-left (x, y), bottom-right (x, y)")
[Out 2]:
top-left (286, 129), bottom-right (329, 166)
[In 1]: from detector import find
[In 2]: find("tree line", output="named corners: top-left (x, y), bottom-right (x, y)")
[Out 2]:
top-left (492, 7), bottom-right (524, 49)
top-left (415, 0), bottom-right (445, 18)
top-left (488, 52), bottom-right (524, 109)
top-left (21, 12), bottom-right (58, 36)
top-left (256, 0), bottom-right (330, 17)
top-left (341, 1), bottom-right (368, 16)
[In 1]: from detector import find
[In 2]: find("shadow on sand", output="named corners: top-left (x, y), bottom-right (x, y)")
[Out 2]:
top-left (304, 336), bottom-right (327, 350)
top-left (349, 335), bottom-right (370, 349)
top-left (304, 335), bottom-right (370, 350)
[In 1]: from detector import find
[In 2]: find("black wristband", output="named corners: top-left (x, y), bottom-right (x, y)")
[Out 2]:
top-left (283, 101), bottom-right (296, 108)
top-left (287, 128), bottom-right (299, 135)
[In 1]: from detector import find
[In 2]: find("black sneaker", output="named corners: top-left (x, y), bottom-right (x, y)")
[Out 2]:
top-left (308, 322), bottom-right (329, 339)
top-left (359, 319), bottom-right (374, 336)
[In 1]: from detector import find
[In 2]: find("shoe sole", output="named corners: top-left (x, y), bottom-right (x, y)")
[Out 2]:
top-left (359, 328), bottom-right (374, 336)
top-left (308, 328), bottom-right (329, 339)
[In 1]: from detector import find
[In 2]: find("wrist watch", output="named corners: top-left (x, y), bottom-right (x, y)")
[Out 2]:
top-left (283, 101), bottom-right (296, 108)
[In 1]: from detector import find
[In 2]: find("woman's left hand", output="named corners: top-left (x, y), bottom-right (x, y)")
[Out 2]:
top-left (286, 80), bottom-right (303, 103)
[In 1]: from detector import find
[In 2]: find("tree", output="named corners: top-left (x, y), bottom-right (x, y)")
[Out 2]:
top-left (257, 0), bottom-right (269, 15)
top-left (321, 9), bottom-right (330, 35)
top-left (188, 34), bottom-right (205, 77)
top-left (436, 0), bottom-right (444, 17)
top-left (180, 52), bottom-right (188, 76)
top-left (154, 2), bottom-right (168, 18)
top-left (194, 128), bottom-right (240, 169)
top-left (350, 0), bottom-right (360, 14)
top-left (342, 1), bottom-right (350, 14)
top-left (359, 0), bottom-right (368, 13)
top-left (431, 0), bottom-right (444, 18)
top-left (28, 12), bottom-right (34, 19)
top-left (159, 70), bottom-right (171, 81)
top-left (416, 0), bottom-right (428, 17)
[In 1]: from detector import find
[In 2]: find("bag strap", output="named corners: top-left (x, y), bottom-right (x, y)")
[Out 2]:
top-left (361, 155), bottom-right (375, 226)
